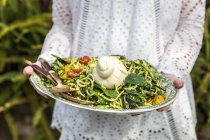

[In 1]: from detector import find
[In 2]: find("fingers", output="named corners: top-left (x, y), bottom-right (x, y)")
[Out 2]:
top-left (156, 100), bottom-right (174, 112)
top-left (24, 66), bottom-right (48, 99)
top-left (23, 66), bottom-right (34, 77)
top-left (162, 73), bottom-right (184, 89)
top-left (173, 77), bottom-right (184, 89)
top-left (157, 105), bottom-right (170, 112)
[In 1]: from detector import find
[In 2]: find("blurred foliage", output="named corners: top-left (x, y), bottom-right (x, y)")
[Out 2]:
top-left (191, 1), bottom-right (210, 139)
top-left (0, 0), bottom-right (58, 140)
top-left (0, 0), bottom-right (209, 140)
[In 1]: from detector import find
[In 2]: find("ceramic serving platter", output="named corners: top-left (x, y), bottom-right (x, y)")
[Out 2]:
top-left (30, 73), bottom-right (177, 115)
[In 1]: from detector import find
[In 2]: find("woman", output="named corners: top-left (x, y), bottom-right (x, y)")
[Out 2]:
top-left (24, 0), bottom-right (205, 139)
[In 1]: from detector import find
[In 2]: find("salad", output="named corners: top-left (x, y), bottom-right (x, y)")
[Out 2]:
top-left (39, 55), bottom-right (166, 109)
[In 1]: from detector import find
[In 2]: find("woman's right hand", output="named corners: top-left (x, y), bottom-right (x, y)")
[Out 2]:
top-left (23, 66), bottom-right (48, 98)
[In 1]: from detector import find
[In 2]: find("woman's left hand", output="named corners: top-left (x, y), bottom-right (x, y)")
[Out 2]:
top-left (156, 73), bottom-right (184, 112)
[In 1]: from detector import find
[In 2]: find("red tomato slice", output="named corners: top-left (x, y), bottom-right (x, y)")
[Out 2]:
top-left (73, 68), bottom-right (83, 73)
top-left (79, 56), bottom-right (90, 65)
top-left (67, 71), bottom-right (76, 78)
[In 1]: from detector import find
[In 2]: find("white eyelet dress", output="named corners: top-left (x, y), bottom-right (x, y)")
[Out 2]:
top-left (38, 0), bottom-right (205, 140)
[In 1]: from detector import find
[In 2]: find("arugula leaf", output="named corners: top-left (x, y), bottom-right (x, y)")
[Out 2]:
top-left (126, 95), bottom-right (144, 108)
top-left (101, 88), bottom-right (118, 98)
top-left (125, 73), bottom-right (144, 86)
top-left (126, 90), bottom-right (140, 96)
top-left (89, 90), bottom-right (109, 104)
top-left (93, 83), bottom-right (118, 98)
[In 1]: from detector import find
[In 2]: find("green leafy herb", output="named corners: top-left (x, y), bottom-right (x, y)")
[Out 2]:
top-left (101, 88), bottom-right (118, 98)
top-left (125, 73), bottom-right (144, 86)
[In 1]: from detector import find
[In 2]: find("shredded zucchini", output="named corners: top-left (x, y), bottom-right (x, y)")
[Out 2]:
top-left (41, 55), bottom-right (166, 109)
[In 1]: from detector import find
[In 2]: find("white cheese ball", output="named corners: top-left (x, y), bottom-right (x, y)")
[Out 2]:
top-left (92, 56), bottom-right (128, 89)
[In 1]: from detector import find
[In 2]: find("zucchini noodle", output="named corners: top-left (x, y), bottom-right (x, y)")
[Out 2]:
top-left (42, 56), bottom-right (166, 109)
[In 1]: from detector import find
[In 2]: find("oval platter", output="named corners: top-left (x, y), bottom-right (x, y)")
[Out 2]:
top-left (30, 73), bottom-right (177, 115)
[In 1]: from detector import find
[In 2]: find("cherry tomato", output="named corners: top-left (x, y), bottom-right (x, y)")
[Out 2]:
top-left (79, 56), bottom-right (90, 65)
top-left (67, 71), bottom-right (76, 78)
top-left (73, 68), bottom-right (83, 74)
top-left (152, 95), bottom-right (165, 105)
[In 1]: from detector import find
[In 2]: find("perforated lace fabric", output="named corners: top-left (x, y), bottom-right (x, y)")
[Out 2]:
top-left (38, 0), bottom-right (205, 140)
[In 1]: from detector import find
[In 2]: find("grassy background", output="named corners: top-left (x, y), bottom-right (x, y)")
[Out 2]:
top-left (0, 0), bottom-right (209, 139)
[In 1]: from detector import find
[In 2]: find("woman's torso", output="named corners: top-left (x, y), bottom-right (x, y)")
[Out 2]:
top-left (51, 1), bottom-right (198, 139)
top-left (67, 0), bottom-right (182, 67)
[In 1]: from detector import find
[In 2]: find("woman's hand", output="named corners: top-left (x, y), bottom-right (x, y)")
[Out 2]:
top-left (23, 66), bottom-right (48, 98)
top-left (156, 73), bottom-right (184, 112)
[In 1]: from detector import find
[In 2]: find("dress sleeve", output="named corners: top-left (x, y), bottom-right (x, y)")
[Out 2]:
top-left (38, 0), bottom-right (72, 61)
top-left (158, 0), bottom-right (206, 77)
